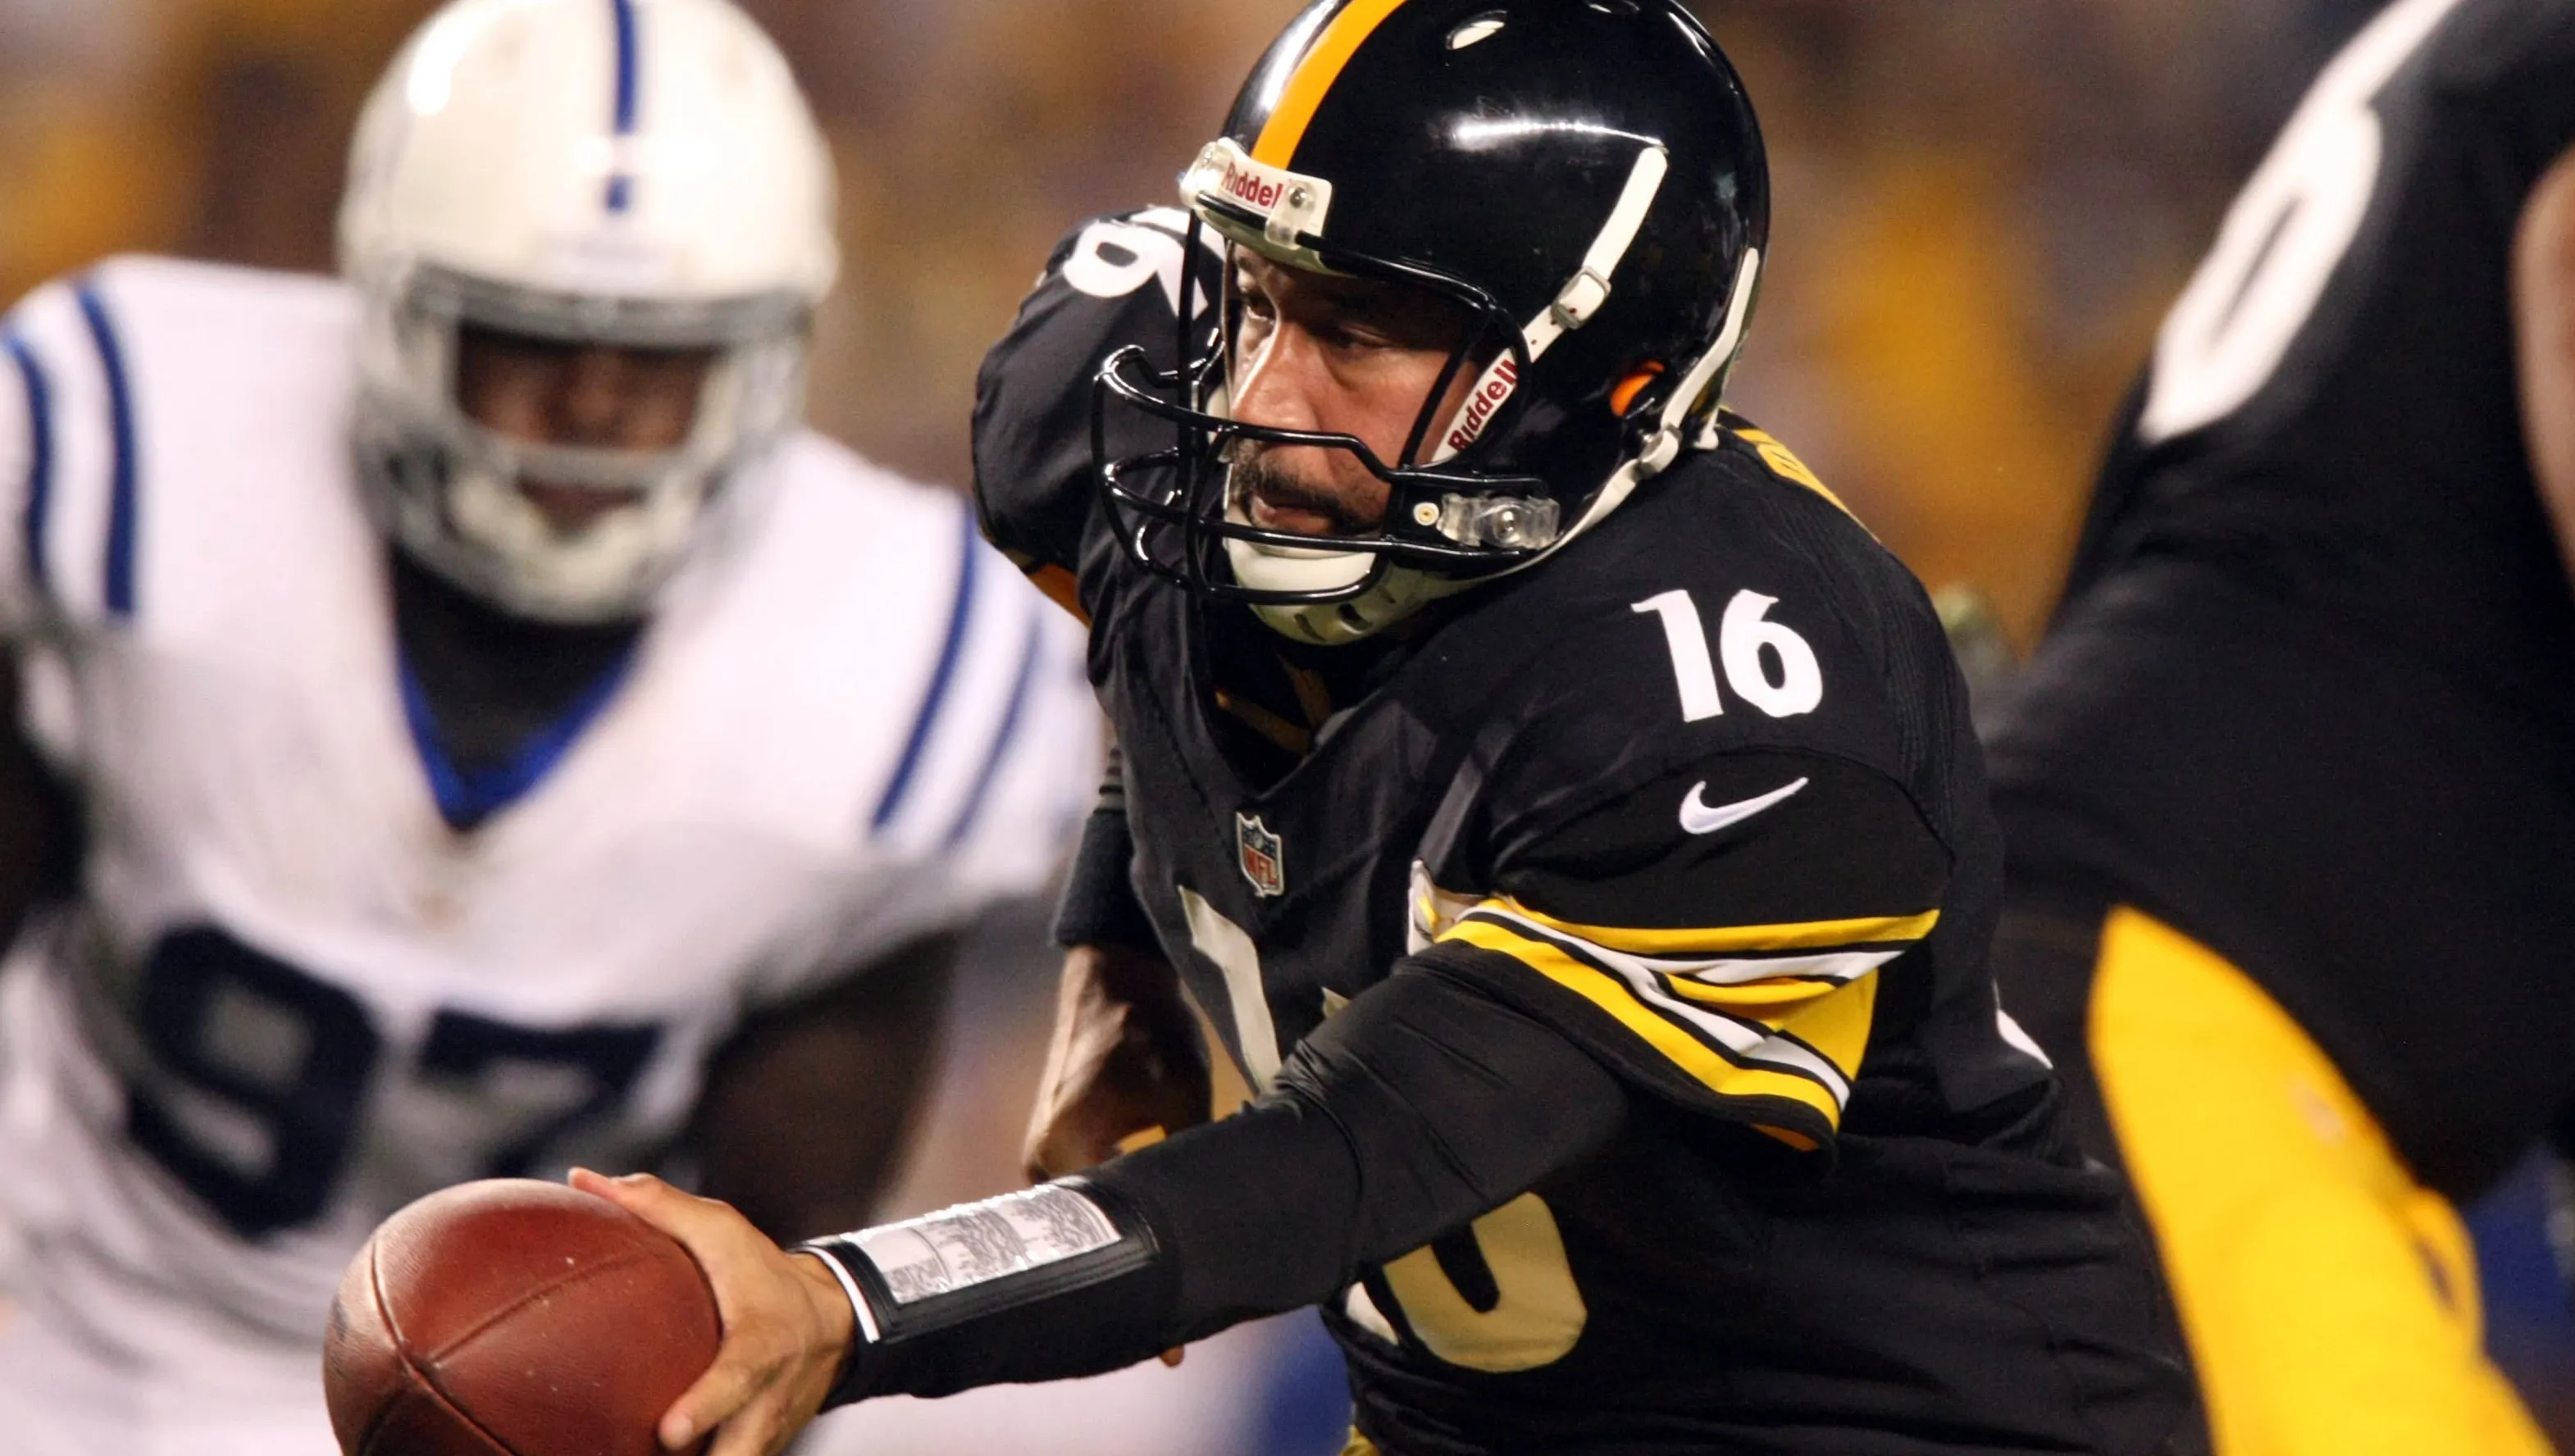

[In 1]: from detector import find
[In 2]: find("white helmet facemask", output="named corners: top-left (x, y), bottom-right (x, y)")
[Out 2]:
top-left (352, 268), bottom-right (813, 621)
top-left (339, 0), bottom-right (839, 623)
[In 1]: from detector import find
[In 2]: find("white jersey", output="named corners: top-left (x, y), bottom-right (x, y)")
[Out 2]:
top-left (0, 257), bottom-right (1096, 1455)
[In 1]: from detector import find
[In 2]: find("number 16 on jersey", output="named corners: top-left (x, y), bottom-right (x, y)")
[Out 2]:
top-left (1633, 589), bottom-right (1823, 721)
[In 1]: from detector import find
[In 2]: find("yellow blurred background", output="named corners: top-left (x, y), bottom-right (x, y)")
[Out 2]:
top-left (25, 2), bottom-right (2573, 1451)
top-left (0, 0), bottom-right (2378, 647)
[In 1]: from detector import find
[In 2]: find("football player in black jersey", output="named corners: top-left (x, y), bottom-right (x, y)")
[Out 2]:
top-left (572, 3), bottom-right (2199, 1453)
top-left (1975, 2), bottom-right (2575, 1453)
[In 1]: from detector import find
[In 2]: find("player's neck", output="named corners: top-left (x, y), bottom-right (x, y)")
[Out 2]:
top-left (387, 550), bottom-right (645, 777)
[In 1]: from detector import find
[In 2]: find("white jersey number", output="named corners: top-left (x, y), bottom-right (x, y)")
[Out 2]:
top-left (1632, 589), bottom-right (1824, 722)
top-left (2139, 0), bottom-right (2468, 444)
top-left (126, 927), bottom-right (663, 1238)
top-left (1061, 208), bottom-right (1219, 316)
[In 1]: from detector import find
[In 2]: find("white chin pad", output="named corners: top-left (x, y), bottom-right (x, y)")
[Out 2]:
top-left (447, 462), bottom-right (705, 614)
top-left (1224, 531), bottom-right (1375, 595)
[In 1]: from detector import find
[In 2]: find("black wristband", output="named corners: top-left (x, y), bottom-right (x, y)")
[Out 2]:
top-left (792, 1176), bottom-right (1170, 1407)
top-left (1051, 807), bottom-right (1159, 951)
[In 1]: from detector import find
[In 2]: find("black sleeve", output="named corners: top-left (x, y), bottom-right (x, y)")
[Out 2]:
top-left (970, 209), bottom-right (1222, 608)
top-left (800, 962), bottom-right (1627, 1401)
top-left (1048, 745), bottom-right (1158, 951)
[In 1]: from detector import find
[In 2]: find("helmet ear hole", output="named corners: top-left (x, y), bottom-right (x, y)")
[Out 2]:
top-left (1610, 362), bottom-right (1665, 417)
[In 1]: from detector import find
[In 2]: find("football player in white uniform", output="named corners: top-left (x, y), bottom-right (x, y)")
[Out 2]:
top-left (0, 2), bottom-right (1094, 1454)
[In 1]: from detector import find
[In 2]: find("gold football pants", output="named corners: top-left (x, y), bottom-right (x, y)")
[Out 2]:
top-left (2091, 908), bottom-right (2551, 1456)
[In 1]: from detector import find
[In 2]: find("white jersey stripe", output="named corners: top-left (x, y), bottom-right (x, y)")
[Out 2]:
top-left (1467, 908), bottom-right (1855, 1103)
top-left (1474, 905), bottom-right (1903, 987)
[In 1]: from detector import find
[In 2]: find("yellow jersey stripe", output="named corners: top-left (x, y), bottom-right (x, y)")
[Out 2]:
top-left (1730, 425), bottom-right (1861, 520)
top-left (1442, 917), bottom-right (1845, 1124)
top-left (1490, 898), bottom-right (1939, 956)
top-left (1781, 970), bottom-right (1875, 1080)
top-left (1252, 0), bottom-right (1415, 167)
top-left (1633, 971), bottom-right (1880, 1080)
top-left (1657, 976), bottom-right (1848, 1016)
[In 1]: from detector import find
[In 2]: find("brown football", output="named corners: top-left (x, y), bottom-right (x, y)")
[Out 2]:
top-left (324, 1179), bottom-right (720, 1456)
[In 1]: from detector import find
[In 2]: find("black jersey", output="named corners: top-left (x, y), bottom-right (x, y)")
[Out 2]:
top-left (976, 214), bottom-right (2192, 1454)
top-left (1985, 0), bottom-right (2575, 1197)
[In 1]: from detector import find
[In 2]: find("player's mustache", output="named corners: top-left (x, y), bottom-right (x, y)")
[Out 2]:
top-left (1225, 454), bottom-right (1380, 537)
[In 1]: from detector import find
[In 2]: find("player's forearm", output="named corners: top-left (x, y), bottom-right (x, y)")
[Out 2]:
top-left (694, 935), bottom-right (959, 1241)
top-left (798, 961), bottom-right (1629, 1402)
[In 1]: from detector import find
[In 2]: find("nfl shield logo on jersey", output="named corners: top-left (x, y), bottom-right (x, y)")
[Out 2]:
top-left (1236, 812), bottom-right (1285, 898)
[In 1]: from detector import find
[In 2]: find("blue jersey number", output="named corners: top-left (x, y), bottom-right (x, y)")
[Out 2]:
top-left (417, 1012), bottom-right (662, 1180)
top-left (123, 926), bottom-right (664, 1239)
top-left (127, 928), bottom-right (382, 1238)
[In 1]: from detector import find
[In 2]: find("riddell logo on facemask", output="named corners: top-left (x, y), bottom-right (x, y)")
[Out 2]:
top-left (1220, 161), bottom-right (1288, 214)
top-left (1445, 357), bottom-right (1520, 453)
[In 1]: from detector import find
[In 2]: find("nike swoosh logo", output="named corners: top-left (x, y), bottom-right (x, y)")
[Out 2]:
top-left (1679, 776), bottom-right (1810, 835)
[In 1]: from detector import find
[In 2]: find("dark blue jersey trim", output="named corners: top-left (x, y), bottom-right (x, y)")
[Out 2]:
top-left (399, 647), bottom-right (638, 832)
top-left (873, 506), bottom-right (981, 833)
top-left (4, 334), bottom-right (54, 600)
top-left (74, 284), bottom-right (138, 620)
top-left (606, 0), bottom-right (640, 212)
top-left (942, 612), bottom-right (1045, 849)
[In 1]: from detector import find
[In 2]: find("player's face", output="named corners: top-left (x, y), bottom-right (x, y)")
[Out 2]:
top-left (1225, 252), bottom-right (1483, 537)
top-left (454, 325), bottom-right (717, 534)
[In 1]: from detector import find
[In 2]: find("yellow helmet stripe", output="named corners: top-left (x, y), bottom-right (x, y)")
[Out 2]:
top-left (1251, 0), bottom-right (1415, 168)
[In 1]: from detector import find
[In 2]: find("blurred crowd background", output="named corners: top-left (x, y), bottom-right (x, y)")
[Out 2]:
top-left (0, 0), bottom-right (2395, 643)
top-left (1, 0), bottom-right (2567, 1452)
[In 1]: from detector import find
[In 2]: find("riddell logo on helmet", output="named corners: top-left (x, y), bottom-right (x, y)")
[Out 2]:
top-left (1219, 161), bottom-right (1288, 214)
top-left (1445, 357), bottom-right (1520, 453)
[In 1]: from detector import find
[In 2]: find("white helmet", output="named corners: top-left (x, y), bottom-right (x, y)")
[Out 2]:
top-left (340, 0), bottom-right (839, 621)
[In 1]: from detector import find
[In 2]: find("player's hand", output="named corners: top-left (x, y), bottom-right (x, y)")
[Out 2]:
top-left (1021, 942), bottom-right (1212, 1181)
top-left (569, 1169), bottom-right (854, 1456)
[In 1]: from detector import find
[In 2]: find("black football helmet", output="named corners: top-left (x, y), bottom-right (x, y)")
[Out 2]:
top-left (1093, 0), bottom-right (1768, 644)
